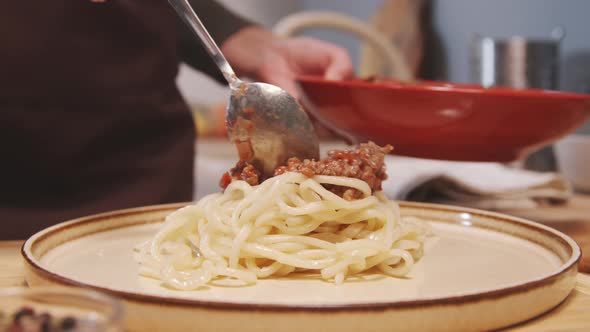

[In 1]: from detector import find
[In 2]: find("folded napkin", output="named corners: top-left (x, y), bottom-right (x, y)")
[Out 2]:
top-left (381, 157), bottom-right (572, 210)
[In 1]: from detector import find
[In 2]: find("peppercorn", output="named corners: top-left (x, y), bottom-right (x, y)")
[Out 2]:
top-left (61, 316), bottom-right (76, 330)
top-left (39, 312), bottom-right (51, 332)
top-left (13, 307), bottom-right (34, 322)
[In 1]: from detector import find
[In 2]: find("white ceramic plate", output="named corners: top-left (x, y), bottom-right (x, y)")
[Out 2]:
top-left (22, 202), bottom-right (580, 332)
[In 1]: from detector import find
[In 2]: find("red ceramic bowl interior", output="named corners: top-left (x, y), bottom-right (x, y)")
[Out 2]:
top-left (297, 75), bottom-right (590, 162)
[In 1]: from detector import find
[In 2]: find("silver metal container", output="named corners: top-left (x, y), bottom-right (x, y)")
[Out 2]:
top-left (471, 27), bottom-right (565, 90)
top-left (470, 28), bottom-right (566, 171)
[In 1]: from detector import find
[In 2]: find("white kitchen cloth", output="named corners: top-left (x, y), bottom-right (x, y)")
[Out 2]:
top-left (381, 156), bottom-right (572, 210)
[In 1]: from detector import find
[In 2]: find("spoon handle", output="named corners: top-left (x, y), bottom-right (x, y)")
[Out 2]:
top-left (168, 0), bottom-right (241, 88)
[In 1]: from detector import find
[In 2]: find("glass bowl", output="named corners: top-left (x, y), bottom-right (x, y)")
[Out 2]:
top-left (0, 287), bottom-right (124, 332)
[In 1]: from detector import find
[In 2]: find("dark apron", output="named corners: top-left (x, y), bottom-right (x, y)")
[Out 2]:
top-left (0, 1), bottom-right (195, 239)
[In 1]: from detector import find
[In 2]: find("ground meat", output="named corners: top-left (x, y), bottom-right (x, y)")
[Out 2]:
top-left (275, 142), bottom-right (392, 199)
top-left (219, 160), bottom-right (260, 188)
top-left (220, 142), bottom-right (393, 200)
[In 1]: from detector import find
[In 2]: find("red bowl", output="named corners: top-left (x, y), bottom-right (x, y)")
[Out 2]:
top-left (297, 76), bottom-right (590, 162)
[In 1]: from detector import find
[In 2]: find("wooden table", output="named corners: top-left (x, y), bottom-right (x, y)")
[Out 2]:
top-left (498, 194), bottom-right (590, 274)
top-left (2, 194), bottom-right (590, 330)
top-left (1, 240), bottom-right (589, 331)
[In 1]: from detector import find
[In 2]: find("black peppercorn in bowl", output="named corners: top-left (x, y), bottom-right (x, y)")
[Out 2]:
top-left (0, 287), bottom-right (123, 332)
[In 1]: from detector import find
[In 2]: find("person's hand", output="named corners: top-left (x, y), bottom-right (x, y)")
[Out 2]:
top-left (221, 26), bottom-right (354, 98)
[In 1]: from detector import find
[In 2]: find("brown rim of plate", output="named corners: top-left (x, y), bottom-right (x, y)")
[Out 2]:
top-left (22, 201), bottom-right (581, 313)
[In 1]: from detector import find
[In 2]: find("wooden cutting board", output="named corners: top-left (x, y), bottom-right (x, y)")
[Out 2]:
top-left (494, 194), bottom-right (590, 273)
top-left (359, 0), bottom-right (424, 77)
top-left (499, 194), bottom-right (590, 223)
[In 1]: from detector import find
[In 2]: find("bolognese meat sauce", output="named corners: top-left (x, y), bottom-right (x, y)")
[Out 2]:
top-left (220, 142), bottom-right (393, 200)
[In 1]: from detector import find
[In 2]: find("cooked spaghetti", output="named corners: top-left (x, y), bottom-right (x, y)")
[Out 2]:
top-left (135, 170), bottom-right (429, 290)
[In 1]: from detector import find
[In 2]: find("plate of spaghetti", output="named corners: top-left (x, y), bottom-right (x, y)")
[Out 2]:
top-left (22, 143), bottom-right (580, 332)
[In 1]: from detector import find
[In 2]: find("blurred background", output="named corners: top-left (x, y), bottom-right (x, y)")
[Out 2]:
top-left (182, 0), bottom-right (590, 137)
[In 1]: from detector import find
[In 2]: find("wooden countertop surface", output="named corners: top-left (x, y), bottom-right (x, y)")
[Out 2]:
top-left (1, 241), bottom-right (590, 331)
top-left (2, 193), bottom-right (590, 330)
top-left (498, 194), bottom-right (590, 274)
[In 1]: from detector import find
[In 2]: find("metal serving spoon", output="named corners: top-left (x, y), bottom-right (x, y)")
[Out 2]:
top-left (168, 0), bottom-right (319, 177)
